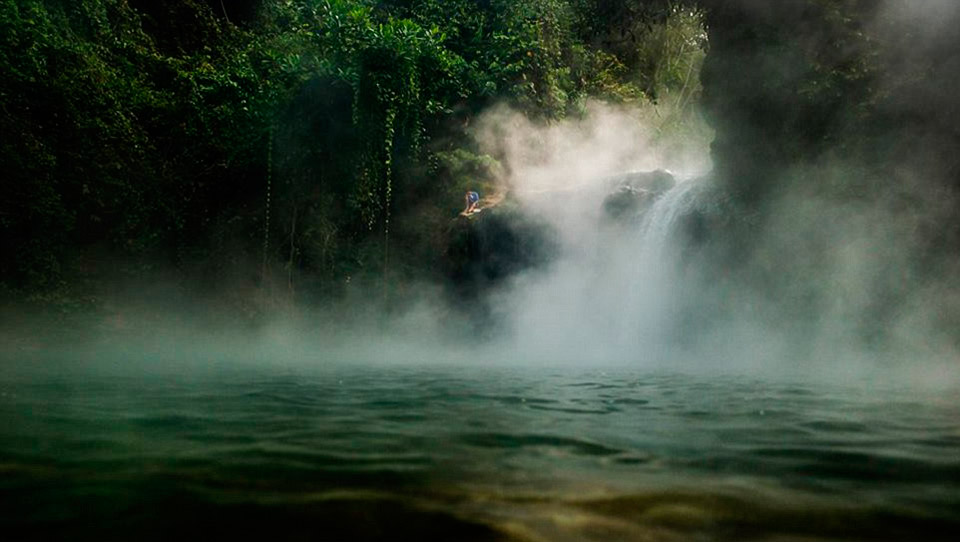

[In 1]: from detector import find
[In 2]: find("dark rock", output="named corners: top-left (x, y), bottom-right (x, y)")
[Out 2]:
top-left (601, 169), bottom-right (677, 221)
top-left (602, 186), bottom-right (656, 219)
top-left (607, 169), bottom-right (677, 194)
top-left (445, 205), bottom-right (553, 298)
top-left (442, 204), bottom-right (555, 335)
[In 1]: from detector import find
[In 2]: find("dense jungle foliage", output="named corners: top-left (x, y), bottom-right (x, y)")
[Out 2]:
top-left (2, 0), bottom-right (957, 330)
top-left (0, 0), bottom-right (707, 312)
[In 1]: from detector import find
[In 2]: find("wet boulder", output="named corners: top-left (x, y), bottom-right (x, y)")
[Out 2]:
top-left (602, 169), bottom-right (676, 221)
top-left (602, 185), bottom-right (658, 219)
top-left (610, 169), bottom-right (677, 193)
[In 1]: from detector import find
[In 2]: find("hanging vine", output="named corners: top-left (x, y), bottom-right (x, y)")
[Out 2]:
top-left (261, 123), bottom-right (273, 280)
top-left (382, 102), bottom-right (397, 278)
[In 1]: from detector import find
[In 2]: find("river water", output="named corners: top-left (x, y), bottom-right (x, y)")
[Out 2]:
top-left (2, 361), bottom-right (958, 541)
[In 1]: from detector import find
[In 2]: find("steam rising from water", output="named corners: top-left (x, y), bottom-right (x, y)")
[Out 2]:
top-left (2, 97), bottom-right (956, 386)
top-left (465, 98), bottom-right (957, 381)
top-left (468, 101), bottom-right (713, 365)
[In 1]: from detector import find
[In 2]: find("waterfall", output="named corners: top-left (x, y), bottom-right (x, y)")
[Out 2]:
top-left (505, 173), bottom-right (707, 361)
top-left (616, 177), bottom-right (704, 348)
top-left (638, 177), bottom-right (703, 257)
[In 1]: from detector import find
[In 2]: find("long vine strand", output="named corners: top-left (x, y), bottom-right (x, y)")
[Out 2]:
top-left (262, 123), bottom-right (273, 279)
top-left (382, 102), bottom-right (397, 297)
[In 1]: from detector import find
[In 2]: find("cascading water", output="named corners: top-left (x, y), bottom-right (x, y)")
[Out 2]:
top-left (638, 177), bottom-right (704, 256)
top-left (506, 173), bottom-right (707, 361)
top-left (616, 177), bottom-right (705, 350)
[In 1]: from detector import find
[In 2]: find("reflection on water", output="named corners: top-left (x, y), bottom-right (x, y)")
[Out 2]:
top-left (1, 363), bottom-right (958, 541)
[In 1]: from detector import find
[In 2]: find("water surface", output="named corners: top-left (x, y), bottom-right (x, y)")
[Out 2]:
top-left (2, 361), bottom-right (958, 541)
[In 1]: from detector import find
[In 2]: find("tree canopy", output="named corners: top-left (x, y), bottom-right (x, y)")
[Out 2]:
top-left (0, 0), bottom-right (705, 307)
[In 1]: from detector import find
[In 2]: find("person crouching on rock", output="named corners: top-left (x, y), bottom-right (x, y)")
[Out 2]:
top-left (462, 190), bottom-right (480, 215)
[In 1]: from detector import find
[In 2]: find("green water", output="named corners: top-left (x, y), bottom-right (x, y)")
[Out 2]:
top-left (1, 362), bottom-right (958, 541)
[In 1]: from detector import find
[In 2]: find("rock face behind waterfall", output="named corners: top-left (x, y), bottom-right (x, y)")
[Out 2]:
top-left (601, 169), bottom-right (677, 222)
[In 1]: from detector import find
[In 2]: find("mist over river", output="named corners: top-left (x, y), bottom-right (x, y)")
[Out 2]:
top-left (4, 2), bottom-right (960, 541)
top-left (2, 361), bottom-right (958, 541)
top-left (3, 135), bottom-right (958, 542)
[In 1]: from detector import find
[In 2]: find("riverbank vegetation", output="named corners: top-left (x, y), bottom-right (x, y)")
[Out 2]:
top-left (1, 0), bottom-right (708, 317)
top-left (3, 1), bottom-right (958, 347)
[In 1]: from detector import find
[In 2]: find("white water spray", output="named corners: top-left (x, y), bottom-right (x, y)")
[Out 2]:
top-left (503, 174), bottom-right (706, 363)
top-left (622, 177), bottom-right (705, 346)
top-left (638, 177), bottom-right (703, 256)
